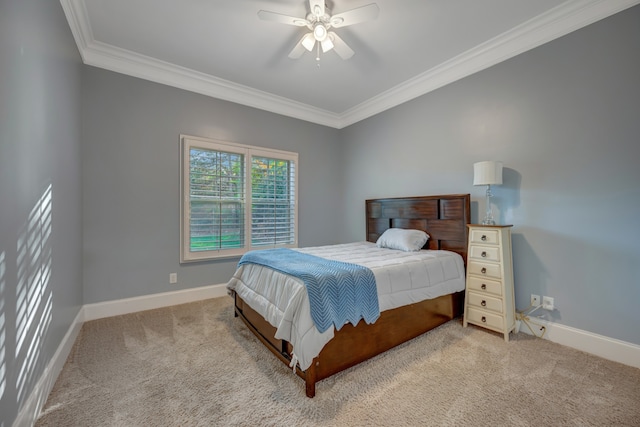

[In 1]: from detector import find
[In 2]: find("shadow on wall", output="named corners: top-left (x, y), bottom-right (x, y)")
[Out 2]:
top-left (495, 167), bottom-right (521, 226)
top-left (0, 250), bottom-right (5, 403)
top-left (511, 233), bottom-right (552, 314)
top-left (0, 183), bottom-right (54, 418)
top-left (491, 168), bottom-right (558, 321)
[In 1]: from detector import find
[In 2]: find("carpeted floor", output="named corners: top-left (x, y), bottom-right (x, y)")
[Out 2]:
top-left (36, 297), bottom-right (640, 426)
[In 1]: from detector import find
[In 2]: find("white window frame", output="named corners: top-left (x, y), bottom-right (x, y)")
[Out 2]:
top-left (180, 135), bottom-right (298, 262)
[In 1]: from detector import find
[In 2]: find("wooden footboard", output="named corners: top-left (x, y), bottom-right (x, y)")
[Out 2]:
top-left (233, 291), bottom-right (464, 397)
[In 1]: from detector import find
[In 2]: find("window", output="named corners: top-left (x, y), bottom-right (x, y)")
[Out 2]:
top-left (180, 136), bottom-right (298, 262)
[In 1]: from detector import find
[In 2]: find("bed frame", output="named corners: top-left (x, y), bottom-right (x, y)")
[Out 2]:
top-left (232, 194), bottom-right (470, 397)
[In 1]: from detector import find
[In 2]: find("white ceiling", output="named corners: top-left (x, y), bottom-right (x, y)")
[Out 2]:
top-left (60, 0), bottom-right (639, 128)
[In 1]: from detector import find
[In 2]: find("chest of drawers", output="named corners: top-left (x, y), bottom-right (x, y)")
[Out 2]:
top-left (463, 225), bottom-right (515, 341)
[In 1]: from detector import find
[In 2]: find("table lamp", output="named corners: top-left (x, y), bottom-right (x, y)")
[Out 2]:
top-left (473, 161), bottom-right (503, 225)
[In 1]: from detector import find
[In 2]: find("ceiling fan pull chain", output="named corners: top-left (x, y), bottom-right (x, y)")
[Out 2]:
top-left (316, 43), bottom-right (321, 68)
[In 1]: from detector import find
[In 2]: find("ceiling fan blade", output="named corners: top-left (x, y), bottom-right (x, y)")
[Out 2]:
top-left (328, 32), bottom-right (354, 59)
top-left (309, 0), bottom-right (325, 18)
top-left (330, 3), bottom-right (379, 28)
top-left (289, 33), bottom-right (315, 59)
top-left (258, 10), bottom-right (309, 26)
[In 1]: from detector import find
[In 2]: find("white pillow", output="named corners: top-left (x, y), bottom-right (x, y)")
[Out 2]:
top-left (376, 228), bottom-right (429, 252)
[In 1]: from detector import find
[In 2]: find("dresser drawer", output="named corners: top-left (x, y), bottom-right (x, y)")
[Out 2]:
top-left (466, 307), bottom-right (504, 330)
top-left (467, 276), bottom-right (503, 296)
top-left (467, 291), bottom-right (503, 313)
top-left (467, 260), bottom-right (502, 279)
top-left (469, 245), bottom-right (501, 262)
top-left (469, 229), bottom-right (499, 245)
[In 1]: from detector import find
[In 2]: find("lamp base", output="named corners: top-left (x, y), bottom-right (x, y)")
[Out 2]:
top-left (482, 185), bottom-right (497, 225)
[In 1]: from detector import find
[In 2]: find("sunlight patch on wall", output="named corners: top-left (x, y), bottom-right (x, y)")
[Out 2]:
top-left (15, 184), bottom-right (53, 403)
top-left (0, 250), bottom-right (6, 400)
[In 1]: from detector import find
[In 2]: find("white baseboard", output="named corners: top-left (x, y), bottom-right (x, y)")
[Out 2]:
top-left (517, 316), bottom-right (640, 369)
top-left (13, 308), bottom-right (84, 427)
top-left (83, 283), bottom-right (228, 321)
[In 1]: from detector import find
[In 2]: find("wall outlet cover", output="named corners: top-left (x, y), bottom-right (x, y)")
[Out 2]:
top-left (531, 294), bottom-right (540, 306)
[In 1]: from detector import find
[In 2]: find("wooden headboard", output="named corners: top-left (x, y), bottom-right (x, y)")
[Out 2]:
top-left (366, 194), bottom-right (471, 264)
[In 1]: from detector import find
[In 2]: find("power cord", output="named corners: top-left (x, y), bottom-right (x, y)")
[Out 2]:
top-left (516, 303), bottom-right (547, 338)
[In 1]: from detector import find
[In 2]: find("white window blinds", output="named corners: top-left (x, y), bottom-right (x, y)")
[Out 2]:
top-left (181, 136), bottom-right (298, 262)
top-left (251, 155), bottom-right (296, 247)
top-left (189, 147), bottom-right (245, 251)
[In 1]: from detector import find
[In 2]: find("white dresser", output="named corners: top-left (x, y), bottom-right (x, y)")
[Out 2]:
top-left (463, 225), bottom-right (516, 341)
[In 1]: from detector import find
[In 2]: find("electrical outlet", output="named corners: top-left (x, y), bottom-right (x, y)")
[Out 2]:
top-left (531, 294), bottom-right (540, 307)
top-left (169, 273), bottom-right (177, 284)
top-left (542, 296), bottom-right (554, 310)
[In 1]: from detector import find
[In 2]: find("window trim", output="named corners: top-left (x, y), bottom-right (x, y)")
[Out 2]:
top-left (180, 135), bottom-right (298, 262)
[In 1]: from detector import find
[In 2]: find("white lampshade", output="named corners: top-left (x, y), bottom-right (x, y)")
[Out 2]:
top-left (473, 161), bottom-right (503, 186)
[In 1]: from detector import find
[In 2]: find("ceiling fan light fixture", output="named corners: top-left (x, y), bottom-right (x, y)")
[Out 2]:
top-left (313, 23), bottom-right (327, 41)
top-left (301, 33), bottom-right (316, 51)
top-left (320, 37), bottom-right (334, 53)
top-left (258, 0), bottom-right (378, 62)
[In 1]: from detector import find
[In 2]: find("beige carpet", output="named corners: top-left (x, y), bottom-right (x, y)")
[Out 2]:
top-left (36, 297), bottom-right (640, 426)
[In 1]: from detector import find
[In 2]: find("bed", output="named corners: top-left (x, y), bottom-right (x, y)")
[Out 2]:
top-left (227, 194), bottom-right (470, 397)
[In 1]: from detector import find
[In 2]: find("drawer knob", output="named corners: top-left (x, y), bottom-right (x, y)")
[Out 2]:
top-left (481, 267), bottom-right (487, 274)
top-left (481, 284), bottom-right (487, 290)
top-left (481, 235), bottom-right (487, 241)
top-left (481, 251), bottom-right (487, 258)
top-left (481, 300), bottom-right (487, 307)
top-left (481, 316), bottom-right (487, 323)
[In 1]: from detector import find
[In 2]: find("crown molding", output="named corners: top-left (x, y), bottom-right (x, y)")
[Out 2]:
top-left (339, 0), bottom-right (640, 127)
top-left (59, 0), bottom-right (342, 128)
top-left (82, 40), bottom-right (343, 128)
top-left (60, 0), bottom-right (639, 129)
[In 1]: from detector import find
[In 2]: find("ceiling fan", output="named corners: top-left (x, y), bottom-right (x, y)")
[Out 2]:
top-left (258, 0), bottom-right (379, 61)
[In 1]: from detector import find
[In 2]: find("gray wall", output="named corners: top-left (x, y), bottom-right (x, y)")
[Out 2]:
top-left (0, 0), bottom-right (84, 424)
top-left (2, 3), bottom-right (639, 425)
top-left (340, 6), bottom-right (640, 345)
top-left (81, 68), bottom-right (343, 303)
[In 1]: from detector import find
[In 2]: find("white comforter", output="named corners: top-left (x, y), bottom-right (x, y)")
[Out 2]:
top-left (226, 242), bottom-right (465, 371)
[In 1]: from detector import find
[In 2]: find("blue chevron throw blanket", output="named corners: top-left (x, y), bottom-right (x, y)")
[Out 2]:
top-left (238, 248), bottom-right (380, 333)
